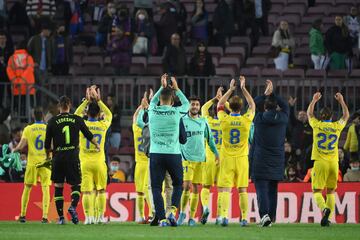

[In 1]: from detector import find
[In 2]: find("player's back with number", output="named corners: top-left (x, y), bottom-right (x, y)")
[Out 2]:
top-left (310, 118), bottom-right (346, 162)
top-left (219, 110), bottom-right (254, 156)
top-left (45, 113), bottom-right (93, 152)
top-left (23, 122), bottom-right (47, 165)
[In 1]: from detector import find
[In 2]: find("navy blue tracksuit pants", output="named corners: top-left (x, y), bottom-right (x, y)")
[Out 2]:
top-left (254, 179), bottom-right (279, 222)
top-left (150, 153), bottom-right (183, 220)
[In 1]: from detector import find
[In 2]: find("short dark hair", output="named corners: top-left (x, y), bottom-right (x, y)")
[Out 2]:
top-left (264, 95), bottom-right (277, 110)
top-left (58, 96), bottom-right (71, 109)
top-left (16, 40), bottom-right (27, 50)
top-left (160, 87), bottom-right (174, 102)
top-left (320, 107), bottom-right (332, 121)
top-left (33, 106), bottom-right (43, 121)
top-left (312, 19), bottom-right (322, 30)
top-left (229, 95), bottom-right (243, 112)
top-left (189, 96), bottom-right (201, 103)
top-left (12, 127), bottom-right (22, 134)
top-left (87, 102), bottom-right (100, 118)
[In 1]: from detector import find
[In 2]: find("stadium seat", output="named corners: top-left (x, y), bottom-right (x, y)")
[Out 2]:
top-left (224, 46), bottom-right (246, 64)
top-left (246, 57), bottom-right (267, 68)
top-left (212, 56), bottom-right (219, 67)
top-left (229, 36), bottom-right (252, 55)
top-left (258, 36), bottom-right (273, 46)
top-left (282, 69), bottom-right (305, 79)
top-left (219, 57), bottom-right (241, 73)
top-left (215, 67), bottom-right (235, 77)
top-left (305, 69), bottom-right (326, 80)
top-left (307, 6), bottom-right (329, 16)
top-left (73, 45), bottom-right (88, 56)
top-left (349, 69), bottom-right (360, 78)
top-left (252, 46), bottom-right (271, 58)
top-left (82, 55), bottom-right (103, 68)
top-left (208, 46), bottom-right (224, 58)
top-left (327, 70), bottom-right (348, 79)
top-left (87, 46), bottom-right (104, 56)
top-left (73, 55), bottom-right (82, 66)
top-left (239, 67), bottom-right (261, 79)
top-left (282, 5), bottom-right (306, 17)
top-left (269, 4), bottom-right (283, 15)
top-left (261, 68), bottom-right (283, 79)
top-left (147, 56), bottom-right (163, 76)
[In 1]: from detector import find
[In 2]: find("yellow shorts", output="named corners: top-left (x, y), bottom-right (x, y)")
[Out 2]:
top-left (24, 165), bottom-right (51, 186)
top-left (202, 153), bottom-right (219, 186)
top-left (81, 161), bottom-right (107, 192)
top-left (217, 153), bottom-right (249, 188)
top-left (183, 160), bottom-right (203, 184)
top-left (135, 161), bottom-right (149, 193)
top-left (311, 160), bottom-right (338, 190)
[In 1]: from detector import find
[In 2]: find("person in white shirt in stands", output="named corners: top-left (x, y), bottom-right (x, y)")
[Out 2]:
top-left (343, 7), bottom-right (360, 48)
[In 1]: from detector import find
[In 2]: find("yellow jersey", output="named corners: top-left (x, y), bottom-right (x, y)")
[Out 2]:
top-left (309, 117), bottom-right (346, 162)
top-left (22, 122), bottom-right (47, 166)
top-left (75, 100), bottom-right (112, 163)
top-left (218, 109), bottom-right (254, 156)
top-left (132, 123), bottom-right (148, 162)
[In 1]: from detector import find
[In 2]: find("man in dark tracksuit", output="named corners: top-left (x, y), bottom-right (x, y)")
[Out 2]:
top-left (250, 80), bottom-right (289, 227)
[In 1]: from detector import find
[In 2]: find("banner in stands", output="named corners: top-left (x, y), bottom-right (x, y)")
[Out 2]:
top-left (0, 183), bottom-right (359, 223)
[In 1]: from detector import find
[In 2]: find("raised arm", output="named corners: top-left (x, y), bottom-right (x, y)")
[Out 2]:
top-left (335, 92), bottom-right (349, 122)
top-left (133, 105), bottom-right (142, 125)
top-left (240, 76), bottom-right (256, 114)
top-left (307, 92), bottom-right (321, 119)
top-left (74, 99), bottom-right (88, 117)
top-left (201, 99), bottom-right (214, 117)
top-left (98, 100), bottom-right (113, 123)
top-left (218, 79), bottom-right (236, 108)
top-left (171, 77), bottom-right (190, 112)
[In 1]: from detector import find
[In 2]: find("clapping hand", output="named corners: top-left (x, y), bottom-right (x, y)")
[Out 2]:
top-left (239, 75), bottom-right (246, 90)
top-left (229, 79), bottom-right (236, 91)
top-left (312, 92), bottom-right (322, 102)
top-left (264, 80), bottom-right (273, 96)
top-left (334, 92), bottom-right (344, 103)
top-left (288, 96), bottom-right (297, 106)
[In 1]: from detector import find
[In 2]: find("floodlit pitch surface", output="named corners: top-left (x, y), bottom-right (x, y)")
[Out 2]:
top-left (1, 222), bottom-right (360, 240)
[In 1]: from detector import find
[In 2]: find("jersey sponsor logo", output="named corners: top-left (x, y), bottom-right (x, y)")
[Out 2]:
top-left (186, 130), bottom-right (204, 137)
top-left (152, 109), bottom-right (176, 116)
top-left (319, 127), bottom-right (336, 133)
top-left (56, 146), bottom-right (76, 151)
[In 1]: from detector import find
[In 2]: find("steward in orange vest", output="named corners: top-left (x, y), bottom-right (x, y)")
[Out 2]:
top-left (6, 48), bottom-right (35, 96)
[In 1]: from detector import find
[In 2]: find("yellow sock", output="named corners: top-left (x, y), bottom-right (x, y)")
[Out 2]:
top-left (82, 194), bottom-right (91, 218)
top-left (41, 186), bottom-right (50, 219)
top-left (189, 193), bottom-right (199, 219)
top-left (144, 188), bottom-right (153, 217)
top-left (326, 193), bottom-right (335, 219)
top-left (92, 192), bottom-right (98, 219)
top-left (217, 192), bottom-right (223, 217)
top-left (200, 188), bottom-right (210, 209)
top-left (180, 190), bottom-right (190, 212)
top-left (221, 192), bottom-right (230, 218)
top-left (314, 192), bottom-right (326, 211)
top-left (137, 194), bottom-right (145, 219)
top-left (170, 206), bottom-right (177, 216)
top-left (97, 192), bottom-right (106, 217)
top-left (20, 185), bottom-right (32, 217)
top-left (239, 192), bottom-right (248, 220)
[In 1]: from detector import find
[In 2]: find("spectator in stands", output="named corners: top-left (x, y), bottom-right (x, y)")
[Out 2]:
top-left (96, 2), bottom-right (117, 47)
top-left (133, 9), bottom-right (154, 55)
top-left (50, 22), bottom-right (73, 75)
top-left (134, 0), bottom-right (153, 20)
top-left (168, 0), bottom-right (187, 38)
top-left (7, 40), bottom-right (36, 114)
top-left (339, 147), bottom-right (350, 176)
top-left (8, 127), bottom-right (22, 151)
top-left (309, 19), bottom-right (326, 70)
top-left (44, 100), bottom-right (59, 123)
top-left (343, 156), bottom-right (360, 182)
top-left (106, 94), bottom-right (122, 149)
top-left (0, 30), bottom-right (13, 105)
top-left (241, 0), bottom-right (271, 47)
top-left (343, 6), bottom-right (360, 48)
top-left (190, 0), bottom-right (209, 44)
top-left (0, 107), bottom-right (10, 145)
top-left (155, 3), bottom-right (177, 55)
top-left (67, 0), bottom-right (84, 38)
top-left (8, 0), bottom-right (30, 30)
top-left (0, 0), bottom-right (6, 28)
top-left (107, 26), bottom-right (131, 75)
top-left (288, 96), bottom-right (313, 167)
top-left (285, 165), bottom-right (302, 182)
top-left (271, 20), bottom-right (295, 71)
top-left (189, 41), bottom-right (215, 76)
top-left (284, 141), bottom-right (296, 166)
top-left (27, 21), bottom-right (52, 87)
top-left (109, 156), bottom-right (126, 183)
top-left (114, 4), bottom-right (134, 40)
top-left (213, 0), bottom-right (235, 49)
top-left (344, 110), bottom-right (360, 160)
top-left (26, 0), bottom-right (56, 34)
top-left (162, 33), bottom-right (187, 76)
top-left (325, 16), bottom-right (353, 70)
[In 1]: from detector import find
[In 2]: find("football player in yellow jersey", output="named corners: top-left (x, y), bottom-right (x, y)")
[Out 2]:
top-left (307, 92), bottom-right (349, 227)
top-left (200, 87), bottom-right (230, 224)
top-left (74, 87), bottom-right (112, 224)
top-left (133, 90), bottom-right (153, 223)
top-left (13, 107), bottom-right (51, 223)
top-left (216, 76), bottom-right (256, 227)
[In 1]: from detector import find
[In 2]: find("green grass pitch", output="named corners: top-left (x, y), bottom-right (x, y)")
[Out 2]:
top-left (1, 222), bottom-right (360, 240)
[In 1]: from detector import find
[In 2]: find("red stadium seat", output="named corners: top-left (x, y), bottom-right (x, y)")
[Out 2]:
top-left (240, 67), bottom-right (261, 79)
top-left (283, 69), bottom-right (305, 79)
top-left (215, 67), bottom-right (235, 77)
top-left (327, 70), bottom-right (348, 79)
top-left (246, 57), bottom-right (267, 68)
top-left (261, 68), bottom-right (283, 79)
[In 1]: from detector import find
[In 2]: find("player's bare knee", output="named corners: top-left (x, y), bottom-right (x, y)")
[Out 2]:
top-left (137, 192), bottom-right (145, 196)
top-left (313, 189), bottom-right (322, 193)
top-left (193, 184), bottom-right (200, 193)
top-left (203, 185), bottom-right (211, 189)
top-left (25, 184), bottom-right (32, 188)
top-left (238, 187), bottom-right (247, 193)
top-left (327, 188), bottom-right (335, 194)
top-left (54, 183), bottom-right (64, 188)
